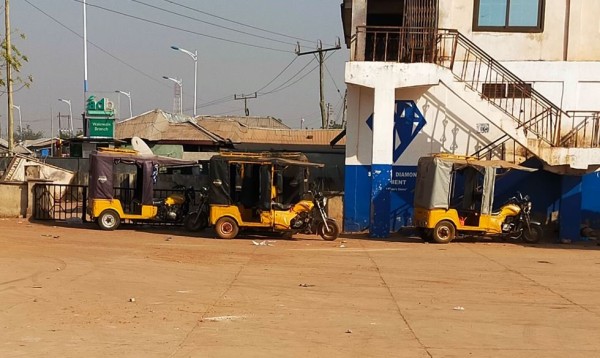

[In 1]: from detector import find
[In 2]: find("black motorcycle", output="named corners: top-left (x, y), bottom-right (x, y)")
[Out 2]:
top-left (502, 192), bottom-right (543, 243)
top-left (184, 186), bottom-right (210, 232)
top-left (290, 191), bottom-right (340, 241)
top-left (155, 185), bottom-right (195, 222)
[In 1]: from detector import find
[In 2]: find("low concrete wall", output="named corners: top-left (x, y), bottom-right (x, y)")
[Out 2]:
top-left (327, 194), bottom-right (344, 230)
top-left (0, 181), bottom-right (27, 218)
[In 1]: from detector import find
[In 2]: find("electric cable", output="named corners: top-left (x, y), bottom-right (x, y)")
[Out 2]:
top-left (73, 0), bottom-right (291, 53)
top-left (24, 0), bottom-right (169, 88)
top-left (129, 0), bottom-right (298, 47)
top-left (160, 0), bottom-right (328, 46)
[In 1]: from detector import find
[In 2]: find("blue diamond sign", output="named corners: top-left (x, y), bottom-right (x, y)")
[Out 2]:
top-left (366, 100), bottom-right (427, 162)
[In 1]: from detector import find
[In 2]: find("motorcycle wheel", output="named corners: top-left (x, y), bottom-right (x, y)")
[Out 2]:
top-left (317, 219), bottom-right (339, 241)
top-left (523, 225), bottom-right (543, 244)
top-left (433, 220), bottom-right (455, 244)
top-left (184, 211), bottom-right (208, 232)
top-left (215, 217), bottom-right (239, 240)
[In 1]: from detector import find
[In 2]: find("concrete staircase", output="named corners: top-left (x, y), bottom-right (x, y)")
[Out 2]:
top-left (435, 30), bottom-right (600, 174)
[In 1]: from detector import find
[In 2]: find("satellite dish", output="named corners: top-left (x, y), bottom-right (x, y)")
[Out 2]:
top-left (131, 136), bottom-right (153, 156)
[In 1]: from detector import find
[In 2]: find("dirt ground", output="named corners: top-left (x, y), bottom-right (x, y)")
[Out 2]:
top-left (1, 218), bottom-right (600, 358)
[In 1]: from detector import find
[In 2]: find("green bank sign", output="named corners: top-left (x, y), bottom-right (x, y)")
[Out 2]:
top-left (86, 96), bottom-right (115, 138)
top-left (89, 118), bottom-right (114, 138)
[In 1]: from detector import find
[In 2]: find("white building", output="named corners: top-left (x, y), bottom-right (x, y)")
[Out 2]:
top-left (341, 0), bottom-right (600, 239)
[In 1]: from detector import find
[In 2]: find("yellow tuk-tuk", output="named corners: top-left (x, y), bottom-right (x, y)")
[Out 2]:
top-left (87, 148), bottom-right (198, 230)
top-left (413, 154), bottom-right (542, 244)
top-left (208, 152), bottom-right (339, 240)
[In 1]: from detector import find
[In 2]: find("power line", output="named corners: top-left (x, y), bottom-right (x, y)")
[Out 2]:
top-left (160, 0), bottom-right (324, 46)
top-left (73, 0), bottom-right (291, 53)
top-left (129, 0), bottom-right (298, 47)
top-left (24, 0), bottom-right (169, 88)
top-left (296, 42), bottom-right (341, 128)
top-left (253, 56), bottom-right (298, 93)
top-left (323, 53), bottom-right (344, 99)
top-left (260, 57), bottom-right (317, 95)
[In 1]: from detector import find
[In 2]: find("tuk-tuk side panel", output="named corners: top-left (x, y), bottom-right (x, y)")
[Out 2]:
top-left (476, 215), bottom-right (504, 235)
top-left (210, 205), bottom-right (242, 225)
top-left (415, 206), bottom-right (506, 235)
top-left (414, 207), bottom-right (459, 229)
top-left (90, 199), bottom-right (125, 218)
top-left (208, 157), bottom-right (232, 205)
top-left (89, 199), bottom-right (158, 220)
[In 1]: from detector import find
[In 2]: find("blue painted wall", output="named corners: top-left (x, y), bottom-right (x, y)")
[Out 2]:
top-left (344, 165), bottom-right (371, 232)
top-left (581, 172), bottom-right (600, 231)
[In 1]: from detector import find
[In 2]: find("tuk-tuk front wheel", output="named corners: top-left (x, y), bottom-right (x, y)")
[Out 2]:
top-left (215, 217), bottom-right (239, 239)
top-left (317, 219), bottom-right (340, 241)
top-left (98, 209), bottom-right (121, 231)
top-left (433, 220), bottom-right (455, 244)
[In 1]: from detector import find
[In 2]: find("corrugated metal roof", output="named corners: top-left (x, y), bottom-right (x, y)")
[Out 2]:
top-left (197, 118), bottom-right (346, 146)
top-left (196, 115), bottom-right (289, 129)
top-left (115, 109), bottom-right (223, 144)
top-left (115, 110), bottom-right (345, 147)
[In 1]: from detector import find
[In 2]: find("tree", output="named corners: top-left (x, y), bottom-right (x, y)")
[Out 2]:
top-left (14, 124), bottom-right (43, 141)
top-left (1, 32), bottom-right (33, 90)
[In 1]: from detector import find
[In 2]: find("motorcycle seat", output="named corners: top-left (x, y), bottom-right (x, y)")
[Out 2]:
top-left (272, 202), bottom-right (292, 211)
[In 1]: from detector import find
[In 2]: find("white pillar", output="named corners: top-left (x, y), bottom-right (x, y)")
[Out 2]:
top-left (370, 85), bottom-right (396, 238)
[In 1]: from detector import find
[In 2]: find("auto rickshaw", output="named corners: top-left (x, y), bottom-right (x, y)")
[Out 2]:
top-left (87, 148), bottom-right (198, 230)
top-left (208, 152), bottom-right (339, 240)
top-left (413, 154), bottom-right (542, 244)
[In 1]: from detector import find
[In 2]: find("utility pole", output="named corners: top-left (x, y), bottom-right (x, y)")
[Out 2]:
top-left (5, 0), bottom-right (14, 151)
top-left (57, 113), bottom-right (71, 138)
top-left (326, 103), bottom-right (332, 129)
top-left (234, 92), bottom-right (257, 116)
top-left (296, 39), bottom-right (340, 129)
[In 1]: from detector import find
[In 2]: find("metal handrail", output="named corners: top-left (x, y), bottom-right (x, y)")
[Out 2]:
top-left (436, 29), bottom-right (561, 146)
top-left (561, 111), bottom-right (600, 147)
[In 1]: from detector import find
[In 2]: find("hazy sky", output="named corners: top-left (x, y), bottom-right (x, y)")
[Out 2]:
top-left (1, 0), bottom-right (348, 137)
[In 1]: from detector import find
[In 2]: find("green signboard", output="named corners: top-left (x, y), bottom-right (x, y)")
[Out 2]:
top-left (89, 118), bottom-right (115, 138)
top-left (86, 96), bottom-right (115, 138)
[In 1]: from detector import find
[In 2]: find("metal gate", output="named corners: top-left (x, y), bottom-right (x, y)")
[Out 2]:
top-left (33, 183), bottom-right (88, 221)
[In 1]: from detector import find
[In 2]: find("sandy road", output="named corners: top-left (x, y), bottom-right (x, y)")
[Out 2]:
top-left (1, 218), bottom-right (600, 357)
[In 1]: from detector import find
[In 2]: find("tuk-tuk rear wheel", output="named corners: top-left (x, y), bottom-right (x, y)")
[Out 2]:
top-left (98, 209), bottom-right (121, 231)
top-left (215, 217), bottom-right (239, 239)
top-left (433, 220), bottom-right (455, 244)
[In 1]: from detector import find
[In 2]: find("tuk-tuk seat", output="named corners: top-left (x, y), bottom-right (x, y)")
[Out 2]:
top-left (272, 202), bottom-right (292, 211)
top-left (152, 198), bottom-right (164, 206)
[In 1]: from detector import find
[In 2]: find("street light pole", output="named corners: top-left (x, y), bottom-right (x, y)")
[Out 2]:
top-left (115, 90), bottom-right (133, 119)
top-left (11, 104), bottom-right (22, 142)
top-left (58, 99), bottom-right (73, 137)
top-left (162, 76), bottom-right (183, 114)
top-left (171, 46), bottom-right (197, 117)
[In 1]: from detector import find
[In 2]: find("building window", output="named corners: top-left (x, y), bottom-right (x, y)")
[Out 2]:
top-left (473, 0), bottom-right (544, 32)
